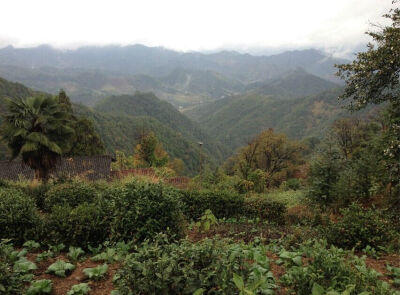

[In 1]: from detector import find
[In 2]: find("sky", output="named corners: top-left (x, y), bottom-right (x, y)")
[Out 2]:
top-left (0, 0), bottom-right (394, 57)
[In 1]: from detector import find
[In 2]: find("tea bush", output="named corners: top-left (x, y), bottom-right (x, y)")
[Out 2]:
top-left (323, 203), bottom-right (395, 250)
top-left (0, 188), bottom-right (41, 245)
top-left (281, 240), bottom-right (398, 295)
top-left (114, 235), bottom-right (277, 295)
top-left (243, 196), bottom-right (287, 225)
top-left (179, 189), bottom-right (244, 220)
top-left (44, 202), bottom-right (111, 247)
top-left (44, 181), bottom-right (99, 211)
top-left (0, 240), bottom-right (25, 294)
top-left (109, 181), bottom-right (185, 241)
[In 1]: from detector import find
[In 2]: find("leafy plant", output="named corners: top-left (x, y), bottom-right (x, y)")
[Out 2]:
top-left (195, 209), bottom-right (218, 232)
top-left (281, 240), bottom-right (397, 295)
top-left (323, 204), bottom-right (395, 250)
top-left (13, 257), bottom-right (37, 274)
top-left (277, 250), bottom-right (303, 266)
top-left (113, 234), bottom-right (277, 295)
top-left (23, 241), bottom-right (40, 252)
top-left (67, 283), bottom-right (91, 295)
top-left (387, 265), bottom-right (400, 287)
top-left (49, 243), bottom-right (65, 254)
top-left (35, 250), bottom-right (54, 262)
top-left (88, 244), bottom-right (103, 255)
top-left (0, 188), bottom-right (41, 245)
top-left (46, 260), bottom-right (75, 277)
top-left (67, 247), bottom-right (85, 262)
top-left (91, 248), bottom-right (122, 264)
top-left (83, 264), bottom-right (108, 280)
top-left (26, 279), bottom-right (52, 295)
top-left (0, 239), bottom-right (25, 294)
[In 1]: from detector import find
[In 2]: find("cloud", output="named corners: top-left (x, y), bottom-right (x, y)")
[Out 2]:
top-left (0, 0), bottom-right (395, 56)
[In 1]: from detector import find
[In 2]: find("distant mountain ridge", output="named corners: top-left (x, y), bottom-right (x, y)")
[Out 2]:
top-left (0, 45), bottom-right (347, 82)
top-left (0, 44), bottom-right (347, 106)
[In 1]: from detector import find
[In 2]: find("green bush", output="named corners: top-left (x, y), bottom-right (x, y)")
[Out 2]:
top-left (0, 188), bottom-right (41, 245)
top-left (43, 181), bottom-right (99, 211)
top-left (180, 189), bottom-right (244, 220)
top-left (0, 240), bottom-right (25, 294)
top-left (281, 240), bottom-right (397, 295)
top-left (114, 235), bottom-right (276, 295)
top-left (43, 201), bottom-right (111, 247)
top-left (285, 178), bottom-right (301, 191)
top-left (323, 203), bottom-right (395, 250)
top-left (243, 196), bottom-right (287, 225)
top-left (109, 181), bottom-right (185, 242)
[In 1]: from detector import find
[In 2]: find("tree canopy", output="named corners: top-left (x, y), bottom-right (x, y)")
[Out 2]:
top-left (0, 95), bottom-right (74, 179)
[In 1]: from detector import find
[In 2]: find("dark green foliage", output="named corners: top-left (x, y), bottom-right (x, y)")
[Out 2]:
top-left (0, 240), bottom-right (25, 294)
top-left (0, 188), bottom-right (40, 245)
top-left (308, 145), bottom-right (342, 208)
top-left (67, 117), bottom-right (105, 156)
top-left (243, 196), bottom-right (287, 225)
top-left (337, 5), bottom-right (400, 206)
top-left (323, 204), bottom-right (395, 250)
top-left (114, 235), bottom-right (276, 295)
top-left (43, 180), bottom-right (99, 211)
top-left (179, 189), bottom-right (244, 221)
top-left (0, 95), bottom-right (74, 180)
top-left (109, 181), bottom-right (185, 242)
top-left (44, 202), bottom-right (110, 247)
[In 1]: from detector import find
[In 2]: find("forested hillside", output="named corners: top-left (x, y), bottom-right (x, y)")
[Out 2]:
top-left (185, 87), bottom-right (378, 153)
top-left (0, 77), bottom-right (223, 174)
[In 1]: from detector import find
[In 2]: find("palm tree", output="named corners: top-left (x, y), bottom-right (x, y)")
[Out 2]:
top-left (0, 95), bottom-right (74, 180)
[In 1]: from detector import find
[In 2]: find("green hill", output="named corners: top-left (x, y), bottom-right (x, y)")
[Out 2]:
top-left (249, 68), bottom-right (339, 98)
top-left (0, 77), bottom-right (223, 174)
top-left (184, 87), bottom-right (376, 153)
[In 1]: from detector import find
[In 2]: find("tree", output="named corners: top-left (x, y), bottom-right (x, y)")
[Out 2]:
top-left (230, 129), bottom-right (305, 188)
top-left (0, 95), bottom-right (74, 180)
top-left (57, 90), bottom-right (105, 157)
top-left (336, 3), bottom-right (400, 203)
top-left (134, 132), bottom-right (169, 167)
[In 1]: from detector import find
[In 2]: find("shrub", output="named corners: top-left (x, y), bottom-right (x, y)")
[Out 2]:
top-left (323, 203), bottom-right (395, 250)
top-left (43, 181), bottom-right (99, 211)
top-left (0, 240), bottom-right (25, 294)
top-left (180, 189), bottom-right (244, 221)
top-left (281, 240), bottom-right (397, 295)
top-left (43, 202), bottom-right (111, 247)
top-left (0, 188), bottom-right (41, 245)
top-left (243, 196), bottom-right (287, 225)
top-left (285, 178), bottom-right (301, 191)
top-left (114, 235), bottom-right (277, 295)
top-left (109, 181), bottom-right (185, 242)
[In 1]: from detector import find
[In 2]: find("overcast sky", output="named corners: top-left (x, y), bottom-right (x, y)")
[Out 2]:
top-left (0, 0), bottom-right (394, 57)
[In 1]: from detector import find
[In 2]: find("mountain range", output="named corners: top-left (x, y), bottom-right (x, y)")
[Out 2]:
top-left (0, 44), bottom-right (370, 170)
top-left (0, 45), bottom-right (347, 107)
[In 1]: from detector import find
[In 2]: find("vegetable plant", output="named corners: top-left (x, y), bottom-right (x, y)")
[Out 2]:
top-left (92, 248), bottom-right (121, 263)
top-left (195, 209), bottom-right (218, 232)
top-left (26, 279), bottom-right (52, 295)
top-left (83, 263), bottom-right (108, 280)
top-left (46, 260), bottom-right (75, 277)
top-left (67, 283), bottom-right (91, 295)
top-left (36, 250), bottom-right (54, 262)
top-left (23, 241), bottom-right (40, 252)
top-left (67, 246), bottom-right (85, 262)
